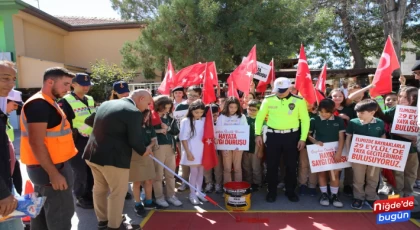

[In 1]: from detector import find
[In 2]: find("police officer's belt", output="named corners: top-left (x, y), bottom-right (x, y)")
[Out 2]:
top-left (266, 128), bottom-right (299, 134)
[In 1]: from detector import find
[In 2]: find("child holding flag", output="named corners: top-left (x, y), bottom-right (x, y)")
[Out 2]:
top-left (179, 100), bottom-right (208, 205)
top-left (308, 99), bottom-right (345, 207)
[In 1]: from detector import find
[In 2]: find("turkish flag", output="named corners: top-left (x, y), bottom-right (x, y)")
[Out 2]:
top-left (158, 58), bottom-right (176, 95)
top-left (202, 62), bottom-right (217, 104)
top-left (229, 45), bottom-right (257, 95)
top-left (176, 63), bottom-right (207, 88)
top-left (207, 62), bottom-right (219, 86)
top-left (227, 76), bottom-right (240, 99)
top-left (202, 108), bottom-right (217, 170)
top-left (256, 58), bottom-right (275, 93)
top-left (148, 102), bottom-right (162, 126)
top-left (295, 44), bottom-right (316, 105)
top-left (315, 64), bottom-right (327, 94)
top-left (314, 89), bottom-right (325, 104)
top-left (370, 36), bottom-right (400, 98)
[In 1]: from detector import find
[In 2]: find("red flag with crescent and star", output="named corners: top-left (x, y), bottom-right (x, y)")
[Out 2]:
top-left (157, 58), bottom-right (176, 95)
top-left (295, 44), bottom-right (316, 105)
top-left (176, 63), bottom-right (207, 88)
top-left (256, 58), bottom-right (275, 93)
top-left (202, 108), bottom-right (217, 170)
top-left (370, 36), bottom-right (400, 98)
top-left (229, 45), bottom-right (257, 96)
top-left (315, 64), bottom-right (327, 94)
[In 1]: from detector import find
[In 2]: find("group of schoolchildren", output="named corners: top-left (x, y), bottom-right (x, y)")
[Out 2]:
top-left (130, 78), bottom-right (420, 217)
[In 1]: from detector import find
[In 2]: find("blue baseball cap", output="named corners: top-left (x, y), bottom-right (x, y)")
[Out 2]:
top-left (73, 73), bottom-right (91, 86)
top-left (113, 81), bottom-right (130, 94)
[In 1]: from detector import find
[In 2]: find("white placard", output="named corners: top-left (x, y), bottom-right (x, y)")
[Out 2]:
top-left (307, 142), bottom-right (351, 173)
top-left (348, 134), bottom-right (410, 172)
top-left (173, 109), bottom-right (188, 121)
top-left (214, 125), bottom-right (249, 151)
top-left (391, 105), bottom-right (419, 136)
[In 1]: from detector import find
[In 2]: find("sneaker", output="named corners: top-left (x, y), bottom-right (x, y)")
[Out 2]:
top-left (205, 183), bottom-right (214, 193)
top-left (144, 201), bottom-right (164, 210)
top-left (299, 185), bottom-right (307, 196)
top-left (251, 184), bottom-right (260, 192)
top-left (331, 194), bottom-right (343, 208)
top-left (365, 200), bottom-right (375, 209)
top-left (378, 185), bottom-right (391, 195)
top-left (167, 195), bottom-right (183, 206)
top-left (98, 221), bottom-right (108, 230)
top-left (134, 203), bottom-right (146, 217)
top-left (277, 182), bottom-right (285, 189)
top-left (125, 192), bottom-right (132, 200)
top-left (178, 183), bottom-right (188, 192)
top-left (319, 193), bottom-right (330, 206)
top-left (343, 185), bottom-right (353, 197)
top-left (215, 184), bottom-right (224, 194)
top-left (119, 222), bottom-right (142, 230)
top-left (351, 199), bottom-right (364, 210)
top-left (197, 193), bottom-right (208, 202)
top-left (76, 198), bottom-right (93, 209)
top-left (189, 195), bottom-right (200, 205)
top-left (308, 188), bottom-right (317, 197)
top-left (155, 198), bottom-right (169, 208)
top-left (414, 180), bottom-right (420, 188)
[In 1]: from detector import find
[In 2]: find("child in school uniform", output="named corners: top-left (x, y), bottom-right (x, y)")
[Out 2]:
top-left (308, 99), bottom-right (345, 207)
top-left (346, 99), bottom-right (386, 209)
top-left (298, 101), bottom-right (318, 196)
top-left (179, 99), bottom-right (208, 204)
top-left (216, 96), bottom-right (248, 183)
top-left (384, 87), bottom-right (419, 202)
top-left (204, 104), bottom-right (224, 193)
top-left (242, 99), bottom-right (263, 191)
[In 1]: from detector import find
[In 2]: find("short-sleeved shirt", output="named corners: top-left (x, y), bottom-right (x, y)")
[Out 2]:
top-left (246, 116), bottom-right (256, 153)
top-left (24, 99), bottom-right (62, 128)
top-left (142, 125), bottom-right (157, 147)
top-left (384, 106), bottom-right (416, 153)
top-left (153, 115), bottom-right (178, 145)
top-left (306, 112), bottom-right (317, 145)
top-left (310, 115), bottom-right (345, 143)
top-left (346, 118), bottom-right (385, 138)
top-left (337, 103), bottom-right (356, 125)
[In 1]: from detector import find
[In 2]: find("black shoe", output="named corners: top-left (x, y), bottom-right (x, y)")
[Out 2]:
top-left (365, 200), bottom-right (375, 210)
top-left (76, 198), bottom-right (94, 209)
top-left (98, 221), bottom-right (108, 230)
top-left (343, 185), bottom-right (353, 197)
top-left (351, 199), bottom-right (364, 210)
top-left (251, 184), bottom-right (259, 192)
top-left (134, 203), bottom-right (146, 217)
top-left (287, 193), bottom-right (299, 202)
top-left (144, 201), bottom-right (164, 210)
top-left (327, 184), bottom-right (331, 196)
top-left (266, 193), bottom-right (276, 203)
top-left (125, 192), bottom-right (132, 200)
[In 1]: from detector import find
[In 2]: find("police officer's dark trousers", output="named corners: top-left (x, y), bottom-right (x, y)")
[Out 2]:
top-left (69, 135), bottom-right (94, 200)
top-left (265, 129), bottom-right (300, 196)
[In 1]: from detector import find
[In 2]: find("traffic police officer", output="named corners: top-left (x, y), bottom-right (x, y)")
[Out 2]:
top-left (255, 77), bottom-right (310, 203)
top-left (59, 73), bottom-right (96, 209)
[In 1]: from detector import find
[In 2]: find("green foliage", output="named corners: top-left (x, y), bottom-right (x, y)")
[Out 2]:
top-left (89, 59), bottom-right (136, 102)
top-left (110, 0), bottom-right (172, 21)
top-left (118, 0), bottom-right (333, 74)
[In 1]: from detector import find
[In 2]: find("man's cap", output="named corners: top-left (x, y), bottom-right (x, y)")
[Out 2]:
top-left (7, 89), bottom-right (23, 106)
top-left (172, 86), bottom-right (184, 93)
top-left (412, 60), bottom-right (420, 71)
top-left (113, 81), bottom-right (130, 94)
top-left (273, 77), bottom-right (291, 93)
top-left (73, 73), bottom-right (91, 86)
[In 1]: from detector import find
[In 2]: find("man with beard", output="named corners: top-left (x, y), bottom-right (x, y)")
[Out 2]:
top-left (20, 67), bottom-right (77, 230)
top-left (59, 73), bottom-right (96, 209)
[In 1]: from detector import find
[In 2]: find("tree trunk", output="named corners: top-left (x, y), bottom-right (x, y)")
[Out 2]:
top-left (336, 0), bottom-right (366, 69)
top-left (380, 0), bottom-right (407, 75)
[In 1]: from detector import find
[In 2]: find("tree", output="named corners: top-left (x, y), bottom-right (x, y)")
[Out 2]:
top-left (117, 0), bottom-right (333, 77)
top-left (110, 0), bottom-right (172, 21)
top-left (89, 59), bottom-right (136, 102)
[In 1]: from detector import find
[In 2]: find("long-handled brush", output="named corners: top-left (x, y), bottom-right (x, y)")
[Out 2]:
top-left (149, 155), bottom-right (241, 221)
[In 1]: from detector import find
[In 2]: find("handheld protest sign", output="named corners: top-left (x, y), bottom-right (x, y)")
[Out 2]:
top-left (348, 134), bottom-right (410, 171)
top-left (214, 125), bottom-right (249, 151)
top-left (307, 142), bottom-right (351, 173)
top-left (391, 105), bottom-right (419, 137)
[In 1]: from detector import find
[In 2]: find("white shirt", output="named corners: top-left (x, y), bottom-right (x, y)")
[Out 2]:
top-left (216, 114), bottom-right (248, 126)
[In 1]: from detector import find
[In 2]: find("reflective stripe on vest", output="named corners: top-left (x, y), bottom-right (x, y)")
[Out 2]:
top-left (6, 120), bottom-right (14, 142)
top-left (288, 98), bottom-right (298, 115)
top-left (63, 94), bottom-right (95, 137)
top-left (20, 92), bottom-right (77, 165)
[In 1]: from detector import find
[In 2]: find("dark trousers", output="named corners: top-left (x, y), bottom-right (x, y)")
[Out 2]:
top-left (27, 162), bottom-right (74, 230)
top-left (265, 130), bottom-right (300, 195)
top-left (69, 136), bottom-right (94, 199)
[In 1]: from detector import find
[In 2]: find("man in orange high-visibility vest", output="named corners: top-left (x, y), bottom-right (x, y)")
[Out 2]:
top-left (20, 67), bottom-right (77, 230)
